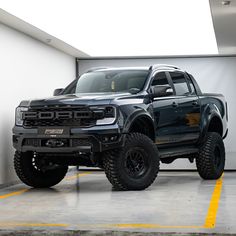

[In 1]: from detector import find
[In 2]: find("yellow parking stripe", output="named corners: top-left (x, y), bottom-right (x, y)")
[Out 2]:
top-left (0, 172), bottom-right (224, 229)
top-left (101, 224), bottom-right (204, 229)
top-left (0, 189), bottom-right (28, 199)
top-left (78, 175), bottom-right (224, 230)
top-left (0, 171), bottom-right (91, 200)
top-left (204, 174), bottom-right (224, 228)
top-left (65, 171), bottom-right (91, 180)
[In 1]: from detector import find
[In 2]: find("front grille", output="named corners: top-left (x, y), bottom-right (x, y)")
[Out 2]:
top-left (71, 138), bottom-right (91, 147)
top-left (23, 138), bottom-right (91, 147)
top-left (24, 119), bottom-right (96, 127)
top-left (23, 138), bottom-right (40, 146)
top-left (23, 106), bottom-right (96, 128)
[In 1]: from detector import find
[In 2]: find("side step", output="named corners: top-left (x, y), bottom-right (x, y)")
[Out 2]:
top-left (159, 147), bottom-right (199, 159)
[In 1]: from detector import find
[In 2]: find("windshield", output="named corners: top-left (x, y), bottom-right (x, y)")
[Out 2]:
top-left (63, 70), bottom-right (149, 94)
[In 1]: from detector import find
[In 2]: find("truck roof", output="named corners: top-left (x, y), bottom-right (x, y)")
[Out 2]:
top-left (86, 64), bottom-right (181, 73)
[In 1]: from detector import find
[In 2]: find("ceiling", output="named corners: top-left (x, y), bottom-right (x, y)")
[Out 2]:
top-left (210, 0), bottom-right (236, 54)
top-left (0, 8), bottom-right (89, 58)
top-left (0, 0), bottom-right (236, 58)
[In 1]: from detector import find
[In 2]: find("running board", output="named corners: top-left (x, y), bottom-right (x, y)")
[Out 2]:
top-left (159, 147), bottom-right (199, 159)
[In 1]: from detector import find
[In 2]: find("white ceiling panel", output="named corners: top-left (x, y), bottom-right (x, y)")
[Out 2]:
top-left (0, 0), bottom-right (218, 57)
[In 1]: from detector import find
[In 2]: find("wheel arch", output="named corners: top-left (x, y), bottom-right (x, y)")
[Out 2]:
top-left (128, 114), bottom-right (156, 142)
top-left (207, 115), bottom-right (223, 136)
top-left (200, 103), bottom-right (224, 141)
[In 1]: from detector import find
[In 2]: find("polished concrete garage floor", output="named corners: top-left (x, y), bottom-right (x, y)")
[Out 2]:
top-left (0, 169), bottom-right (235, 236)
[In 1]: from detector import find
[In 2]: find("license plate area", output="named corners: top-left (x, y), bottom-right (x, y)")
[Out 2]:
top-left (38, 127), bottom-right (70, 137)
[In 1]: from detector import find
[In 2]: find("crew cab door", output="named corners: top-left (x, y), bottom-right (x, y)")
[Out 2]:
top-left (167, 71), bottom-right (201, 143)
top-left (150, 71), bottom-right (180, 145)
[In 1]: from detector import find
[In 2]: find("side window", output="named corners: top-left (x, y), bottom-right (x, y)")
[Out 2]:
top-left (170, 72), bottom-right (190, 96)
top-left (151, 72), bottom-right (170, 87)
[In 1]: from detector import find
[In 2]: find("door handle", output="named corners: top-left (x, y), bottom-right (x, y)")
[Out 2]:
top-left (192, 101), bottom-right (198, 106)
top-left (172, 102), bottom-right (178, 107)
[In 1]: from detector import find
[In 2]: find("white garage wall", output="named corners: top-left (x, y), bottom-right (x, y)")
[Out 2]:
top-left (79, 57), bottom-right (236, 169)
top-left (0, 23), bottom-right (75, 186)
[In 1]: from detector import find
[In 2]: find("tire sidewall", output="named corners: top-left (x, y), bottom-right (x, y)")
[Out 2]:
top-left (116, 134), bottom-right (159, 189)
top-left (208, 135), bottom-right (225, 176)
top-left (197, 132), bottom-right (225, 179)
top-left (15, 151), bottom-right (68, 188)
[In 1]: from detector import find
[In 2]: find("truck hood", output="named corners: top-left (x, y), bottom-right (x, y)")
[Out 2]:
top-left (19, 92), bottom-right (135, 107)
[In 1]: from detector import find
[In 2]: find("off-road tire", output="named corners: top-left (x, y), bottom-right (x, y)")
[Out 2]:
top-left (196, 132), bottom-right (225, 180)
top-left (14, 151), bottom-right (68, 188)
top-left (103, 133), bottom-right (160, 190)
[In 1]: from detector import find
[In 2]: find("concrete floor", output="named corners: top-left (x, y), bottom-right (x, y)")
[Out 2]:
top-left (0, 170), bottom-right (235, 236)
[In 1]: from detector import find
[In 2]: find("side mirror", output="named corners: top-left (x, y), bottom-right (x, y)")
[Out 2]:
top-left (53, 88), bottom-right (63, 96)
top-left (151, 85), bottom-right (173, 98)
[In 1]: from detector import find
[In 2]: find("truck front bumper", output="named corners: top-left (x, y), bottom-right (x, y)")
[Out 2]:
top-left (13, 125), bottom-right (125, 153)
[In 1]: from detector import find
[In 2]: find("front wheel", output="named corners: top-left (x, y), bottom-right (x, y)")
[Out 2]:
top-left (14, 151), bottom-right (68, 188)
top-left (103, 133), bottom-right (160, 190)
top-left (196, 132), bottom-right (225, 180)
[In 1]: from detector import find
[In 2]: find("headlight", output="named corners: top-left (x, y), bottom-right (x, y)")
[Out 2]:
top-left (90, 106), bottom-right (117, 125)
top-left (15, 107), bottom-right (28, 126)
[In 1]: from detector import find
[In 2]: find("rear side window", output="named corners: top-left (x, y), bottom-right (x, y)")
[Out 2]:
top-left (170, 72), bottom-right (190, 96)
top-left (151, 72), bottom-right (170, 87)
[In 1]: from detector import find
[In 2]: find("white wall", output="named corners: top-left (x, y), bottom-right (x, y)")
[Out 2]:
top-left (0, 23), bottom-right (75, 186)
top-left (79, 57), bottom-right (236, 169)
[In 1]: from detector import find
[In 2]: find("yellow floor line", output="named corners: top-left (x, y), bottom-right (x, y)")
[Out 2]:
top-left (0, 222), bottom-right (68, 227)
top-left (203, 174), bottom-right (224, 228)
top-left (0, 171), bottom-right (91, 200)
top-left (65, 171), bottom-right (92, 180)
top-left (78, 175), bottom-right (224, 230)
top-left (0, 172), bottom-right (223, 230)
top-left (100, 224), bottom-right (204, 229)
top-left (0, 189), bottom-right (28, 199)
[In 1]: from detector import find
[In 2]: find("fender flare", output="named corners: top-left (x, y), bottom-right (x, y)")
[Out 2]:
top-left (200, 104), bottom-right (223, 141)
top-left (124, 111), bottom-right (156, 141)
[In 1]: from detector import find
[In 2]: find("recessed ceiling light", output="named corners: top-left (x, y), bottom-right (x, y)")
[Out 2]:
top-left (221, 1), bottom-right (231, 6)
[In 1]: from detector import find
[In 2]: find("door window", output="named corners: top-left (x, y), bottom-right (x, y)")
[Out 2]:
top-left (151, 72), bottom-right (170, 87)
top-left (170, 72), bottom-right (190, 96)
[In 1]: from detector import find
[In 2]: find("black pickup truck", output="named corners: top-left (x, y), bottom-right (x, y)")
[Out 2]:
top-left (13, 64), bottom-right (228, 190)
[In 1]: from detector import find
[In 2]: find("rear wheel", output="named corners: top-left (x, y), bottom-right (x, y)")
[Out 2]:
top-left (14, 151), bottom-right (68, 188)
top-left (196, 132), bottom-right (225, 179)
top-left (103, 133), bottom-right (159, 190)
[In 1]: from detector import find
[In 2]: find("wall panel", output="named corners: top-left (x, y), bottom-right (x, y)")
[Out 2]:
top-left (79, 57), bottom-right (236, 169)
top-left (0, 24), bottom-right (75, 185)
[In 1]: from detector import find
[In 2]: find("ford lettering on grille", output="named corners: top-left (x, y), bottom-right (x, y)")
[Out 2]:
top-left (22, 108), bottom-right (99, 128)
top-left (23, 111), bottom-right (92, 120)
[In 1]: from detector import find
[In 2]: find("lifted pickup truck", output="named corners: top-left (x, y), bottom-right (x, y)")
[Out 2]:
top-left (13, 64), bottom-right (228, 190)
